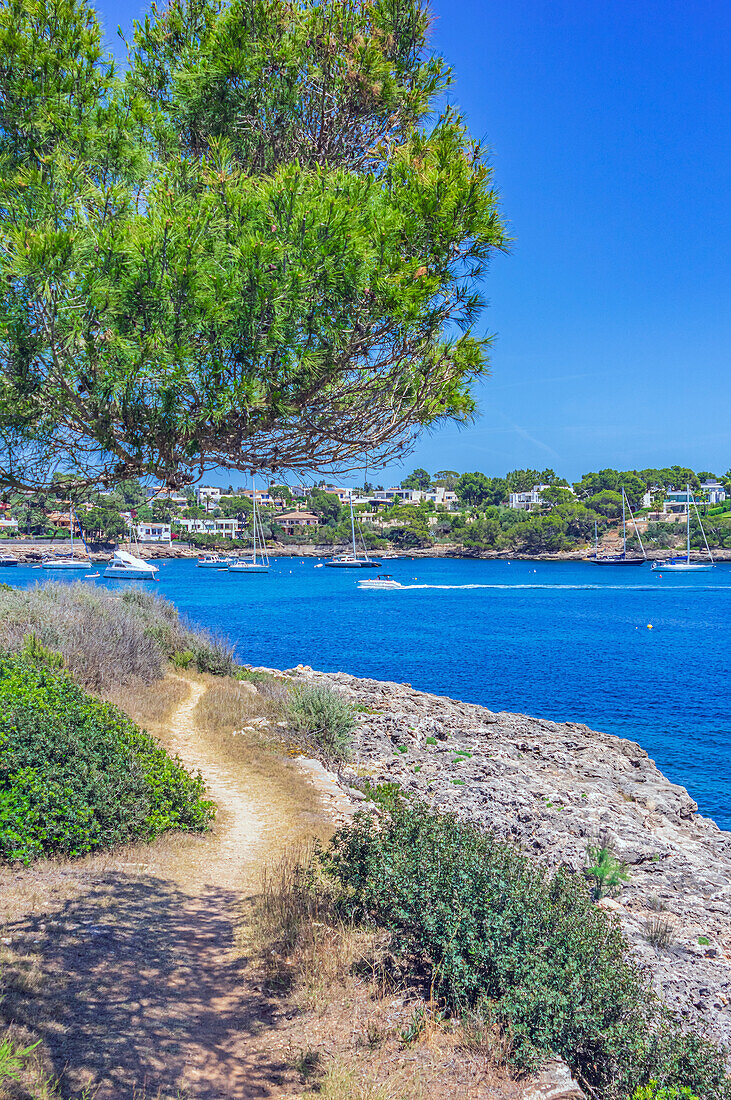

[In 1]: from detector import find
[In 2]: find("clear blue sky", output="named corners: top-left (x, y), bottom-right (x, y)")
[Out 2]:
top-left (97, 0), bottom-right (730, 485)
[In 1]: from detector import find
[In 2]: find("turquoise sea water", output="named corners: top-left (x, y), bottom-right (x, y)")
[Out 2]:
top-left (6, 556), bottom-right (730, 828)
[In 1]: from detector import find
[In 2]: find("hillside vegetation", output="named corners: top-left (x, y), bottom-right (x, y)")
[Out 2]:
top-left (0, 650), bottom-right (214, 863)
top-left (0, 582), bottom-right (234, 690)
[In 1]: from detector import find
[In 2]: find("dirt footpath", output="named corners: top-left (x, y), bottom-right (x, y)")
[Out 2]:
top-left (1, 676), bottom-right (342, 1100)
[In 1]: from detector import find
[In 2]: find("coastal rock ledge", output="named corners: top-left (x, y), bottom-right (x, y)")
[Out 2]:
top-left (275, 665), bottom-right (731, 1049)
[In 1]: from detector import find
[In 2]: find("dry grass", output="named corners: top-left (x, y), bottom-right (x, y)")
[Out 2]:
top-left (246, 850), bottom-right (521, 1100)
top-left (104, 675), bottom-right (189, 732)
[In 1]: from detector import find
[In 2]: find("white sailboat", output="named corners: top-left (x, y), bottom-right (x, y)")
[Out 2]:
top-left (42, 505), bottom-right (90, 569)
top-left (325, 491), bottom-right (381, 568)
top-left (228, 477), bottom-right (270, 572)
top-left (652, 486), bottom-right (714, 571)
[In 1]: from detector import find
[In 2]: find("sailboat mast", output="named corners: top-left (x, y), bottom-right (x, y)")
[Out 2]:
top-left (622, 488), bottom-right (627, 556)
top-left (252, 475), bottom-right (258, 563)
top-left (349, 490), bottom-right (357, 558)
top-left (686, 483), bottom-right (691, 562)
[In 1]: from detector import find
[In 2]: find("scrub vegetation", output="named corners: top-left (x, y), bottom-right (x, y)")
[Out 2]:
top-left (0, 582), bottom-right (234, 690)
top-left (262, 791), bottom-right (729, 1100)
top-left (0, 651), bottom-right (214, 863)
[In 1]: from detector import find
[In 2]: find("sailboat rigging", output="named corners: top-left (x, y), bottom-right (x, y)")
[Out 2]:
top-left (228, 475), bottom-right (270, 572)
top-left (324, 490), bottom-right (381, 568)
top-left (652, 485), bottom-right (714, 571)
top-left (588, 487), bottom-right (646, 566)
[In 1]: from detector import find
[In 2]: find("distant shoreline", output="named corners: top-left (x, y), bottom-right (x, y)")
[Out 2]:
top-left (3, 541), bottom-right (730, 564)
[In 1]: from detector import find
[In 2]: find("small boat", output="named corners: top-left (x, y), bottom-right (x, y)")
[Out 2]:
top-left (103, 550), bottom-right (159, 579)
top-left (358, 574), bottom-right (402, 590)
top-left (197, 554), bottom-right (233, 568)
top-left (325, 491), bottom-right (381, 569)
top-left (42, 505), bottom-right (91, 569)
top-left (0, 553), bottom-right (18, 567)
top-left (652, 485), bottom-right (714, 571)
top-left (227, 475), bottom-right (270, 573)
top-left (589, 488), bottom-right (646, 566)
top-left (84, 571), bottom-right (100, 579)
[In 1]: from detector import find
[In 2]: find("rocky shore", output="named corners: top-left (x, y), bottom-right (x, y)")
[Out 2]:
top-left (269, 665), bottom-right (731, 1050)
top-left (3, 540), bottom-right (729, 563)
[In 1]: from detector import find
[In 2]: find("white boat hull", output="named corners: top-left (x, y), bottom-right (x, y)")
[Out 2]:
top-left (103, 567), bottom-right (158, 578)
top-left (652, 562), bottom-right (714, 571)
top-left (228, 563), bottom-right (269, 572)
top-left (42, 560), bottom-right (90, 569)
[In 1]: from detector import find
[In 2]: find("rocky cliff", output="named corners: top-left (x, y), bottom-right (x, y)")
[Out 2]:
top-left (277, 665), bottom-right (731, 1049)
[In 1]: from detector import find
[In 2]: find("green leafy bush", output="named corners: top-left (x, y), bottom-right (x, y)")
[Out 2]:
top-left (585, 843), bottom-right (631, 899)
top-left (171, 649), bottom-right (195, 669)
top-left (633, 1083), bottom-right (700, 1100)
top-left (285, 683), bottom-right (356, 761)
top-left (321, 794), bottom-right (728, 1100)
top-left (0, 653), bottom-right (215, 863)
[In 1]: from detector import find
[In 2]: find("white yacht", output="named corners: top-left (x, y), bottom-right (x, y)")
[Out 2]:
top-left (652, 485), bottom-right (715, 571)
top-left (103, 550), bottom-right (159, 579)
top-left (42, 506), bottom-right (90, 570)
top-left (325, 491), bottom-right (381, 569)
top-left (358, 574), bottom-right (402, 590)
top-left (227, 475), bottom-right (270, 573)
top-left (197, 554), bottom-right (235, 568)
top-left (0, 553), bottom-right (18, 567)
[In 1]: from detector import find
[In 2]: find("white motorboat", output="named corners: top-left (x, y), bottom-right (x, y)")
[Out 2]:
top-left (42, 505), bottom-right (90, 569)
top-left (652, 485), bottom-right (715, 571)
top-left (227, 475), bottom-right (270, 573)
top-left (0, 553), bottom-right (18, 567)
top-left (358, 574), bottom-right (402, 590)
top-left (197, 554), bottom-right (235, 568)
top-left (103, 550), bottom-right (159, 579)
top-left (325, 491), bottom-right (381, 569)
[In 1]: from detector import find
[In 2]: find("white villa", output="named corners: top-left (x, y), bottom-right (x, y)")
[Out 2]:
top-left (508, 485), bottom-right (552, 511)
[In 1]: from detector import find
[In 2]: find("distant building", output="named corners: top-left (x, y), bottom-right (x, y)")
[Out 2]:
top-left (0, 517), bottom-right (19, 532)
top-left (369, 487), bottom-right (457, 509)
top-left (177, 516), bottom-right (241, 538)
top-left (508, 485), bottom-right (551, 512)
top-left (700, 479), bottom-right (727, 505)
top-left (195, 486), bottom-right (222, 505)
top-left (135, 522), bottom-right (172, 543)
top-left (663, 489), bottom-right (692, 515)
top-left (276, 511), bottom-right (320, 537)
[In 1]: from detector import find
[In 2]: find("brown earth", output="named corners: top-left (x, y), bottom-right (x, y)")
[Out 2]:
top-left (0, 676), bottom-right (526, 1100)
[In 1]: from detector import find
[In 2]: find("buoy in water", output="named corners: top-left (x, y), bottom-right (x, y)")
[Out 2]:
top-left (647, 624), bottom-right (653, 630)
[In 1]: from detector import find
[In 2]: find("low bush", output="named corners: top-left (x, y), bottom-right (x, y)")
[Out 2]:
top-left (0, 583), bottom-right (235, 690)
top-left (321, 794), bottom-right (729, 1100)
top-left (285, 683), bottom-right (356, 761)
top-left (0, 653), bottom-right (215, 863)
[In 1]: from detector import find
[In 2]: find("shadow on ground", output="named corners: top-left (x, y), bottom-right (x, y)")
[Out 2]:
top-left (3, 871), bottom-right (291, 1099)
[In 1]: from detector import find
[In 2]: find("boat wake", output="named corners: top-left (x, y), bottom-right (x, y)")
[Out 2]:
top-left (390, 583), bottom-right (730, 592)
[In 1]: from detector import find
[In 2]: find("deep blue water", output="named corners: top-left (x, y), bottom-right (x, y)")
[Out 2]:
top-left (6, 556), bottom-right (731, 828)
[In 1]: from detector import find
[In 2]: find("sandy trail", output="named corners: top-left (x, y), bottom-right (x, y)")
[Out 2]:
top-left (3, 677), bottom-right (340, 1099)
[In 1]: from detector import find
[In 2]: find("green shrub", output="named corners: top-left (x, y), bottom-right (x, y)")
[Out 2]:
top-left (191, 637), bottom-right (236, 676)
top-left (0, 653), bottom-right (215, 863)
top-left (633, 1083), bottom-right (700, 1100)
top-left (285, 683), bottom-right (356, 761)
top-left (321, 794), bottom-right (729, 1100)
top-left (585, 844), bottom-right (630, 900)
top-left (171, 649), bottom-right (195, 669)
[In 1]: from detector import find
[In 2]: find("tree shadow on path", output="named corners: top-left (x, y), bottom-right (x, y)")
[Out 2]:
top-left (4, 871), bottom-right (294, 1099)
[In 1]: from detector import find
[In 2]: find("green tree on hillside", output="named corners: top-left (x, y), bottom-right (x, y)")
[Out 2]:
top-left (308, 489), bottom-right (342, 525)
top-left (0, 0), bottom-right (507, 494)
top-left (400, 468), bottom-right (432, 491)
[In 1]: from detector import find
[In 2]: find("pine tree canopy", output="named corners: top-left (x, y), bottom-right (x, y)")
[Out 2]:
top-left (0, 0), bottom-right (507, 491)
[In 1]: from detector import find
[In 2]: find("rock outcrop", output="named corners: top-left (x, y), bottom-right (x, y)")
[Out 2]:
top-left (274, 665), bottom-right (731, 1050)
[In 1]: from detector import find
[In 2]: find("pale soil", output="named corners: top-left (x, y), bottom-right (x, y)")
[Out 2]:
top-left (0, 675), bottom-right (339, 1099)
top-left (0, 676), bottom-right (525, 1100)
